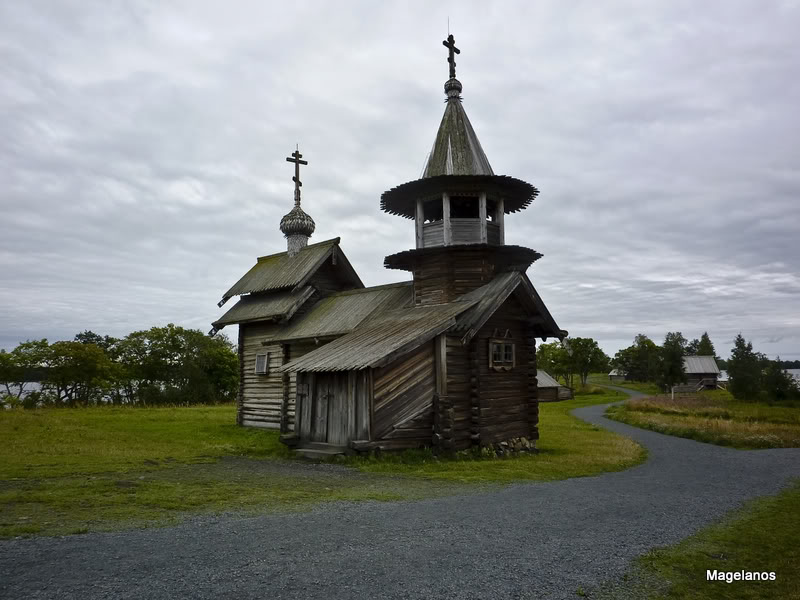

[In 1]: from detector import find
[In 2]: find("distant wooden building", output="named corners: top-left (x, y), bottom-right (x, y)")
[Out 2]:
top-left (213, 36), bottom-right (566, 456)
top-left (683, 356), bottom-right (720, 389)
top-left (537, 370), bottom-right (573, 402)
top-left (608, 368), bottom-right (626, 383)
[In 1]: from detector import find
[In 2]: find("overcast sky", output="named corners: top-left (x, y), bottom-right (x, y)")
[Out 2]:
top-left (2, 1), bottom-right (799, 360)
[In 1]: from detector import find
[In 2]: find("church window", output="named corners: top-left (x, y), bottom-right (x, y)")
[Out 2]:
top-left (489, 339), bottom-right (515, 371)
top-left (254, 353), bottom-right (270, 375)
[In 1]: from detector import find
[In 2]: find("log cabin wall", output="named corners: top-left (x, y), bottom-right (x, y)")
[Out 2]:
top-left (475, 296), bottom-right (532, 445)
top-left (240, 321), bottom-right (284, 428)
top-left (412, 250), bottom-right (497, 306)
top-left (445, 335), bottom-right (472, 451)
top-left (240, 321), bottom-right (328, 430)
top-left (372, 342), bottom-right (436, 449)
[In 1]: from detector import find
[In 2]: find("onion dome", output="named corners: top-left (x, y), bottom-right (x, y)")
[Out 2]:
top-left (280, 205), bottom-right (316, 238)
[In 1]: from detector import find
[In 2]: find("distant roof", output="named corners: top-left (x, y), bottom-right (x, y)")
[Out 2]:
top-left (213, 286), bottom-right (315, 328)
top-left (219, 238), bottom-right (363, 304)
top-left (609, 368), bottom-right (624, 376)
top-left (282, 300), bottom-right (477, 373)
top-left (683, 355), bottom-right (720, 374)
top-left (267, 282), bottom-right (413, 342)
top-left (537, 370), bottom-right (561, 388)
top-left (453, 271), bottom-right (566, 342)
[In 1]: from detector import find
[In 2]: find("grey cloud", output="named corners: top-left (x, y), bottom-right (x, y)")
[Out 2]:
top-left (1, 1), bottom-right (799, 361)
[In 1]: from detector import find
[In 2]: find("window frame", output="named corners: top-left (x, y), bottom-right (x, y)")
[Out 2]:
top-left (254, 352), bottom-right (270, 375)
top-left (488, 339), bottom-right (515, 371)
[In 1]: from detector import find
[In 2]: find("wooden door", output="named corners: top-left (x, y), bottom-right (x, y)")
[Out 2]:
top-left (305, 373), bottom-right (352, 446)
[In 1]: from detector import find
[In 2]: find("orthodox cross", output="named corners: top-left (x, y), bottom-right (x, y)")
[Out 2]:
top-left (442, 34), bottom-right (460, 79)
top-left (286, 147), bottom-right (308, 206)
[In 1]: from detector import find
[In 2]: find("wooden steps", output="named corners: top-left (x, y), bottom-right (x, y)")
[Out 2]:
top-left (294, 442), bottom-right (348, 460)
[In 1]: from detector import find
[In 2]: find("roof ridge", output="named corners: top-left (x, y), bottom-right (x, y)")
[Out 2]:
top-left (256, 237), bottom-right (340, 262)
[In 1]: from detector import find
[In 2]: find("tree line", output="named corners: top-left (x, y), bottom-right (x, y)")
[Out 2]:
top-left (536, 337), bottom-right (610, 388)
top-left (611, 331), bottom-right (798, 403)
top-left (0, 325), bottom-right (238, 409)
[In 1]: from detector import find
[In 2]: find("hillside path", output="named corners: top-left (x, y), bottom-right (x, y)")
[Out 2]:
top-left (2, 386), bottom-right (799, 600)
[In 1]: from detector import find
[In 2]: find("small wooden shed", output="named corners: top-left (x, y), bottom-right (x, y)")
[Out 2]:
top-left (537, 370), bottom-right (573, 402)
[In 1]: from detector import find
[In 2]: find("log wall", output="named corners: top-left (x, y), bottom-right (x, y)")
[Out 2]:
top-left (475, 296), bottom-right (532, 445)
top-left (412, 250), bottom-right (496, 306)
top-left (446, 335), bottom-right (472, 451)
top-left (239, 321), bottom-right (321, 430)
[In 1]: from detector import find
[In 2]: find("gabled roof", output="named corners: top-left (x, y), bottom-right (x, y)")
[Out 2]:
top-left (212, 286), bottom-right (315, 329)
top-left (266, 282), bottom-right (413, 343)
top-left (683, 355), bottom-right (720, 375)
top-left (282, 300), bottom-right (477, 373)
top-left (453, 271), bottom-right (566, 343)
top-left (423, 94), bottom-right (493, 177)
top-left (218, 238), bottom-right (363, 306)
top-left (537, 370), bottom-right (561, 388)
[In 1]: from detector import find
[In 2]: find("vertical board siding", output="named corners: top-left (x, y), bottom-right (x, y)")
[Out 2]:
top-left (373, 343), bottom-right (435, 443)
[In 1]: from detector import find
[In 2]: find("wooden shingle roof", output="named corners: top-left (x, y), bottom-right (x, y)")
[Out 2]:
top-left (212, 286), bottom-right (315, 328)
top-left (266, 282), bottom-right (413, 343)
top-left (218, 238), bottom-right (362, 305)
top-left (281, 300), bottom-right (477, 373)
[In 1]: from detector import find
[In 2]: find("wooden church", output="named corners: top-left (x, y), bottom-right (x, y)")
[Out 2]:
top-left (212, 35), bottom-right (566, 456)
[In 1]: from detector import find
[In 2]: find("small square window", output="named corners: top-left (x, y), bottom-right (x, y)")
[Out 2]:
top-left (254, 353), bottom-right (269, 375)
top-left (489, 340), bottom-right (515, 371)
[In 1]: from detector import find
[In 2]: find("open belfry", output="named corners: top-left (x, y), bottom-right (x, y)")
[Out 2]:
top-left (212, 35), bottom-right (566, 457)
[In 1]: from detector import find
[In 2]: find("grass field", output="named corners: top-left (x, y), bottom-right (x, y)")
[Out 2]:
top-left (587, 374), bottom-right (662, 396)
top-left (603, 481), bottom-right (800, 599)
top-left (606, 390), bottom-right (800, 449)
top-left (0, 390), bottom-right (644, 537)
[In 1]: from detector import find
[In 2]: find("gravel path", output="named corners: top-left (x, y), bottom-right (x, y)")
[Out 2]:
top-left (2, 387), bottom-right (799, 600)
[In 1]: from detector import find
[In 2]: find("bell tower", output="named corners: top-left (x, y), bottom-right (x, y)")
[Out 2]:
top-left (381, 35), bottom-right (542, 305)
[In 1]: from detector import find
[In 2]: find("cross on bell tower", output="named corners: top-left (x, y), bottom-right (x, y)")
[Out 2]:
top-left (442, 34), bottom-right (460, 79)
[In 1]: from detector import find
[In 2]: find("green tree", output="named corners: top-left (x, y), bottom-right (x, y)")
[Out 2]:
top-left (537, 341), bottom-right (571, 387)
top-left (0, 340), bottom-right (50, 407)
top-left (762, 357), bottom-right (799, 403)
top-left (613, 334), bottom-right (661, 382)
top-left (43, 341), bottom-right (115, 406)
top-left (728, 334), bottom-right (762, 401)
top-left (567, 337), bottom-right (609, 386)
top-left (686, 338), bottom-right (700, 355)
top-left (659, 331), bottom-right (687, 388)
top-left (116, 324), bottom-right (237, 405)
top-left (696, 332), bottom-right (716, 357)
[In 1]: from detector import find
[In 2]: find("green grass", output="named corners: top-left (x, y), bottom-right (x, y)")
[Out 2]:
top-left (1, 391), bottom-right (645, 537)
top-left (0, 405), bottom-right (292, 479)
top-left (605, 481), bottom-right (800, 599)
top-left (587, 373), bottom-right (662, 396)
top-left (347, 390), bottom-right (645, 483)
top-left (606, 390), bottom-right (800, 449)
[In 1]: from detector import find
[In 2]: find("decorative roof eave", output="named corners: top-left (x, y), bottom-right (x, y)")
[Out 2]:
top-left (380, 174), bottom-right (538, 219)
top-left (383, 243), bottom-right (542, 272)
